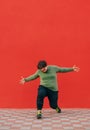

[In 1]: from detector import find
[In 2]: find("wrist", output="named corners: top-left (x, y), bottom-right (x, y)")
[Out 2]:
top-left (24, 78), bottom-right (26, 82)
top-left (72, 67), bottom-right (75, 71)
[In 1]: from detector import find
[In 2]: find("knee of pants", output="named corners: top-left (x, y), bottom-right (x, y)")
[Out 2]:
top-left (37, 86), bottom-right (47, 98)
top-left (37, 94), bottom-right (44, 99)
top-left (37, 91), bottom-right (46, 99)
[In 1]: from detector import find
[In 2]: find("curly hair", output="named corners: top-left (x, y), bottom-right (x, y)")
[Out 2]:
top-left (37, 60), bottom-right (47, 69)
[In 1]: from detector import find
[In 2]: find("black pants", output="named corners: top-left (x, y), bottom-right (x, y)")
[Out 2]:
top-left (37, 85), bottom-right (59, 110)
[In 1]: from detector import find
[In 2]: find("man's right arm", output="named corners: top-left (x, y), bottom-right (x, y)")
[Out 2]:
top-left (20, 71), bottom-right (39, 85)
top-left (24, 71), bottom-right (39, 82)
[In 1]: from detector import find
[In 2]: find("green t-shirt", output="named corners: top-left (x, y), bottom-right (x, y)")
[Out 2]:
top-left (24, 65), bottom-right (74, 91)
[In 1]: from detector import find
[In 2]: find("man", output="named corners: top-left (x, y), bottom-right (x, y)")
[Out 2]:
top-left (20, 60), bottom-right (80, 119)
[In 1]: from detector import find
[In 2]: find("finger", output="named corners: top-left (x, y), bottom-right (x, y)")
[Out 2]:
top-left (76, 68), bottom-right (80, 72)
top-left (21, 76), bottom-right (24, 79)
top-left (73, 65), bottom-right (76, 67)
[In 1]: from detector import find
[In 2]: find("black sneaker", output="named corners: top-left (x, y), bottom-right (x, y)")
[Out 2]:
top-left (56, 107), bottom-right (61, 113)
top-left (37, 111), bottom-right (42, 119)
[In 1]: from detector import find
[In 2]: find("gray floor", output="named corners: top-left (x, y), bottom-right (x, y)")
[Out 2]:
top-left (0, 109), bottom-right (90, 130)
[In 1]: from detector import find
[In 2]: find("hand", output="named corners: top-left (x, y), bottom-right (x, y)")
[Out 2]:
top-left (20, 76), bottom-right (25, 85)
top-left (73, 65), bottom-right (80, 72)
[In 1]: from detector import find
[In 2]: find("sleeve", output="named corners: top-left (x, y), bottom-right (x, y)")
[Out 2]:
top-left (53, 66), bottom-right (74, 73)
top-left (24, 70), bottom-right (39, 82)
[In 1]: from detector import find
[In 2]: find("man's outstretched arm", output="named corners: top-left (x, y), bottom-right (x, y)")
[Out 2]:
top-left (20, 71), bottom-right (39, 85)
top-left (56, 65), bottom-right (80, 73)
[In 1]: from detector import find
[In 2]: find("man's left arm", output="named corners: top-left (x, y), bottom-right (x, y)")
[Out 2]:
top-left (56, 65), bottom-right (80, 73)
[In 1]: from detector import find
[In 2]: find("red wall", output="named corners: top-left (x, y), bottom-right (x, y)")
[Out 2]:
top-left (0, 0), bottom-right (90, 108)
